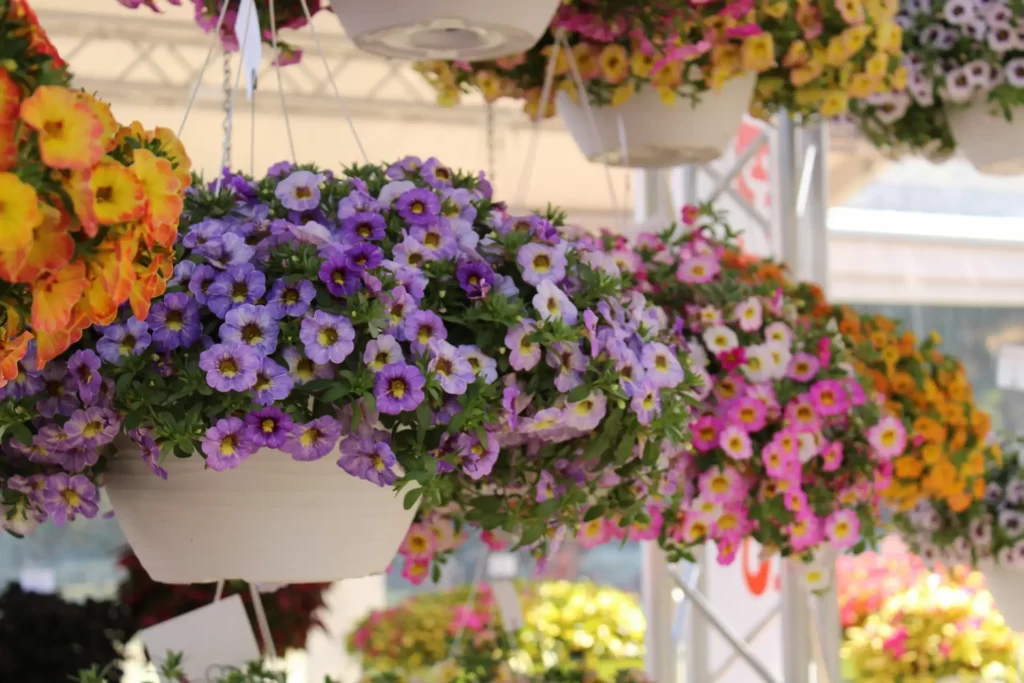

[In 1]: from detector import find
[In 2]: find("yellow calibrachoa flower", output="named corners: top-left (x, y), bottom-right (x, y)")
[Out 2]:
top-left (0, 173), bottom-right (42, 253)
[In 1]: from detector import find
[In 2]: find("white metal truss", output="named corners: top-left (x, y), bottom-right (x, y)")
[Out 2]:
top-left (635, 116), bottom-right (840, 683)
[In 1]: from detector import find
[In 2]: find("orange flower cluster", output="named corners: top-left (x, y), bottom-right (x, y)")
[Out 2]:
top-left (829, 308), bottom-right (995, 512)
top-left (0, 0), bottom-right (190, 386)
top-left (720, 248), bottom-right (994, 513)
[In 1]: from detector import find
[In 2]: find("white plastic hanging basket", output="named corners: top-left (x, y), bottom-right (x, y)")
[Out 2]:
top-left (105, 443), bottom-right (418, 584)
top-left (556, 74), bottom-right (756, 169)
top-left (980, 563), bottom-right (1024, 632)
top-left (948, 98), bottom-right (1024, 176)
top-left (328, 0), bottom-right (561, 60)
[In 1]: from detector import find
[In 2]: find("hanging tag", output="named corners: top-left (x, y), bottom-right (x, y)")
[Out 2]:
top-left (998, 345), bottom-right (1024, 391)
top-left (19, 565), bottom-right (56, 594)
top-left (139, 594), bottom-right (260, 682)
top-left (491, 580), bottom-right (524, 633)
top-left (486, 551), bottom-right (519, 580)
top-left (235, 0), bottom-right (262, 100)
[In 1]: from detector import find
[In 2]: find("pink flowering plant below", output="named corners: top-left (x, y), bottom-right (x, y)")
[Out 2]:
top-left (600, 205), bottom-right (892, 567)
top-left (899, 438), bottom-right (1024, 570)
top-left (0, 157), bottom-right (700, 572)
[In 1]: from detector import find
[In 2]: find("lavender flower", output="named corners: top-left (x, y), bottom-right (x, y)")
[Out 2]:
top-left (392, 235), bottom-right (429, 268)
top-left (267, 279), bottom-right (315, 319)
top-left (96, 319), bottom-right (151, 365)
top-left (244, 407), bottom-right (294, 449)
top-left (533, 280), bottom-right (579, 325)
top-left (251, 358), bottom-right (294, 406)
top-left (275, 170), bottom-right (324, 211)
top-left (149, 293), bottom-right (202, 351)
top-left (43, 473), bottom-right (99, 525)
top-left (458, 345), bottom-right (498, 384)
top-left (410, 222), bottom-right (457, 260)
top-left (565, 391), bottom-right (608, 432)
top-left (282, 345), bottom-right (333, 384)
top-left (37, 363), bottom-right (78, 418)
top-left (427, 340), bottom-right (475, 395)
top-left (642, 342), bottom-right (685, 389)
top-left (64, 407), bottom-right (120, 449)
top-left (396, 188), bottom-right (441, 224)
top-left (299, 311), bottom-right (356, 364)
top-left (506, 320), bottom-right (541, 371)
top-left (67, 349), bottom-right (102, 404)
top-left (283, 416), bottom-right (342, 461)
top-left (206, 264), bottom-right (267, 319)
top-left (517, 242), bottom-right (567, 285)
top-left (198, 343), bottom-right (261, 392)
top-left (130, 428), bottom-right (167, 480)
top-left (340, 212), bottom-right (387, 243)
top-left (344, 242), bottom-right (384, 272)
top-left (202, 417), bottom-right (255, 471)
top-left (59, 446), bottom-right (100, 473)
top-left (419, 158), bottom-right (453, 188)
top-left (630, 379), bottom-right (662, 426)
top-left (546, 342), bottom-right (587, 392)
top-left (364, 335), bottom-right (404, 372)
top-left (457, 432), bottom-right (499, 480)
top-left (188, 264), bottom-right (219, 304)
top-left (402, 310), bottom-right (447, 353)
top-left (318, 253), bottom-right (361, 297)
top-left (338, 435), bottom-right (400, 487)
top-left (374, 362), bottom-right (426, 415)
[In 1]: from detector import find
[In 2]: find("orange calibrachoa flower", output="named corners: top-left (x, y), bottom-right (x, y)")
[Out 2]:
top-left (0, 0), bottom-right (190, 384)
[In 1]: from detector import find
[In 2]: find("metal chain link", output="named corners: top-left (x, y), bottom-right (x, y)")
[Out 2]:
top-left (220, 50), bottom-right (233, 173)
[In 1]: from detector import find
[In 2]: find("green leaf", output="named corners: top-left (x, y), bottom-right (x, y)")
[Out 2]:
top-left (9, 422), bottom-right (32, 446)
top-left (583, 505), bottom-right (606, 522)
top-left (566, 384), bottom-right (591, 403)
top-left (517, 522), bottom-right (546, 548)
top-left (615, 428), bottom-right (638, 464)
top-left (534, 498), bottom-right (559, 519)
top-left (403, 487), bottom-right (423, 510)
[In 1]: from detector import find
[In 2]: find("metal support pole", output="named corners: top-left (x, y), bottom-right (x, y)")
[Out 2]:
top-left (773, 113), bottom-right (812, 683)
top-left (686, 545), bottom-right (710, 683)
top-left (635, 170), bottom-right (677, 683)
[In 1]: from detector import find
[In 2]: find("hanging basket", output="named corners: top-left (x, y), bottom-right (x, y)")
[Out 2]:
top-left (947, 99), bottom-right (1024, 176)
top-left (556, 74), bottom-right (757, 169)
top-left (979, 563), bottom-right (1024, 632)
top-left (105, 443), bottom-right (418, 585)
top-left (328, 0), bottom-right (561, 60)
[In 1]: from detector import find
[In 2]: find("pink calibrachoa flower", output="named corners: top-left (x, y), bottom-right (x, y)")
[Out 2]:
top-left (728, 396), bottom-right (767, 432)
top-left (867, 415), bottom-right (907, 460)
top-left (787, 351), bottom-right (820, 382)
top-left (787, 514), bottom-right (823, 552)
top-left (822, 441), bottom-right (843, 472)
top-left (719, 424), bottom-right (753, 460)
top-left (809, 379), bottom-right (850, 417)
top-left (692, 415), bottom-right (720, 452)
top-left (400, 523), bottom-right (435, 559)
top-left (784, 394), bottom-right (821, 431)
top-left (676, 255), bottom-right (721, 283)
top-left (733, 297), bottom-right (763, 332)
top-left (761, 441), bottom-right (791, 478)
top-left (699, 465), bottom-right (742, 502)
top-left (629, 506), bottom-right (663, 541)
top-left (784, 489), bottom-right (810, 515)
top-left (578, 518), bottom-right (611, 549)
top-left (825, 508), bottom-right (861, 550)
top-left (400, 557), bottom-right (431, 585)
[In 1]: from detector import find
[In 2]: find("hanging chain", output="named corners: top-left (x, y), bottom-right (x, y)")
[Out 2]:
top-left (485, 101), bottom-right (496, 190)
top-left (220, 50), bottom-right (233, 173)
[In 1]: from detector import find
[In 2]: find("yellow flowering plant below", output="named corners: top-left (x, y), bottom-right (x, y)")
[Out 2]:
top-left (346, 580), bottom-right (645, 679)
top-left (414, 0), bottom-right (906, 121)
top-left (841, 571), bottom-right (1020, 683)
top-left (0, 0), bottom-right (190, 386)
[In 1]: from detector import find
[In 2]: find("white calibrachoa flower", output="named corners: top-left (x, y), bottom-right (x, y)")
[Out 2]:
top-left (702, 325), bottom-right (739, 353)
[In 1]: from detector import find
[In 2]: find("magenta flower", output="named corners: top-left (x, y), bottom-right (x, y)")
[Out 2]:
top-left (787, 352), bottom-right (820, 382)
top-left (43, 473), bottom-right (99, 526)
top-left (199, 343), bottom-right (261, 392)
top-left (809, 379), bottom-right (849, 416)
top-left (244, 407), bottom-right (294, 449)
top-left (427, 340), bottom-right (475, 395)
top-left (692, 415), bottom-right (720, 452)
top-left (202, 417), bottom-right (255, 471)
top-left (728, 397), bottom-right (767, 432)
top-left (374, 362), bottom-right (426, 415)
top-left (283, 416), bottom-right (342, 461)
top-left (456, 260), bottom-right (494, 299)
top-left (299, 310), bottom-right (356, 364)
top-left (506, 320), bottom-right (541, 371)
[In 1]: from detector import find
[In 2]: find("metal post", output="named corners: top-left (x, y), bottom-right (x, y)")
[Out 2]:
top-left (773, 113), bottom-right (812, 683)
top-left (635, 169), bottom-right (677, 683)
top-left (686, 545), bottom-right (710, 683)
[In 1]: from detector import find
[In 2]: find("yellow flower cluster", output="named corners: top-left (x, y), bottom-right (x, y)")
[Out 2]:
top-left (841, 572), bottom-right (1020, 683)
top-left (347, 581), bottom-right (645, 677)
top-left (832, 308), bottom-right (996, 512)
top-left (414, 0), bottom-right (907, 122)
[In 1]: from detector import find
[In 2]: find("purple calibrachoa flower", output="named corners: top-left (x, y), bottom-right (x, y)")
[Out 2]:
top-left (338, 435), bottom-right (400, 487)
top-left (533, 280), bottom-right (579, 325)
top-left (202, 417), bottom-right (255, 472)
top-left (641, 342), bottom-right (685, 389)
top-left (382, 286), bottom-right (415, 332)
top-left (456, 260), bottom-right (494, 299)
top-left (96, 318), bottom-right (151, 365)
top-left (364, 335), bottom-right (404, 372)
top-left (282, 345), bottom-right (332, 384)
top-left (396, 187), bottom-right (440, 225)
top-left (299, 311), bottom-right (356, 364)
top-left (198, 342), bottom-right (261, 392)
top-left (546, 342), bottom-right (587, 393)
top-left (149, 293), bottom-right (202, 352)
top-left (374, 362), bottom-right (426, 415)
top-left (340, 212), bottom-right (387, 243)
top-left (427, 340), bottom-right (475, 396)
top-left (392, 235), bottom-right (429, 268)
top-left (410, 222), bottom-right (457, 260)
top-left (206, 263), bottom-right (267, 319)
top-left (565, 390), bottom-right (608, 432)
top-left (457, 431), bottom-right (499, 480)
top-left (630, 378), bottom-right (662, 426)
top-left (318, 253), bottom-right (360, 297)
top-left (64, 407), bottom-right (120, 449)
top-left (275, 170), bottom-right (324, 211)
top-left (419, 158), bottom-right (453, 189)
top-left (251, 358), bottom-right (294, 406)
top-left (458, 345), bottom-right (497, 384)
top-left (37, 363), bottom-right (78, 418)
top-left (402, 310), bottom-right (447, 354)
top-left (283, 416), bottom-right (342, 461)
top-left (59, 446), bottom-right (100, 473)
top-left (67, 349), bottom-right (102, 404)
top-left (244, 407), bottom-right (294, 449)
top-left (188, 264), bottom-right (218, 304)
top-left (130, 428), bottom-right (167, 480)
top-left (220, 304), bottom-right (279, 356)
top-left (267, 279), bottom-right (315, 319)
top-left (344, 242), bottom-right (384, 272)
top-left (506, 320), bottom-right (542, 371)
top-left (517, 242), bottom-right (568, 285)
top-left (43, 473), bottom-right (99, 525)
